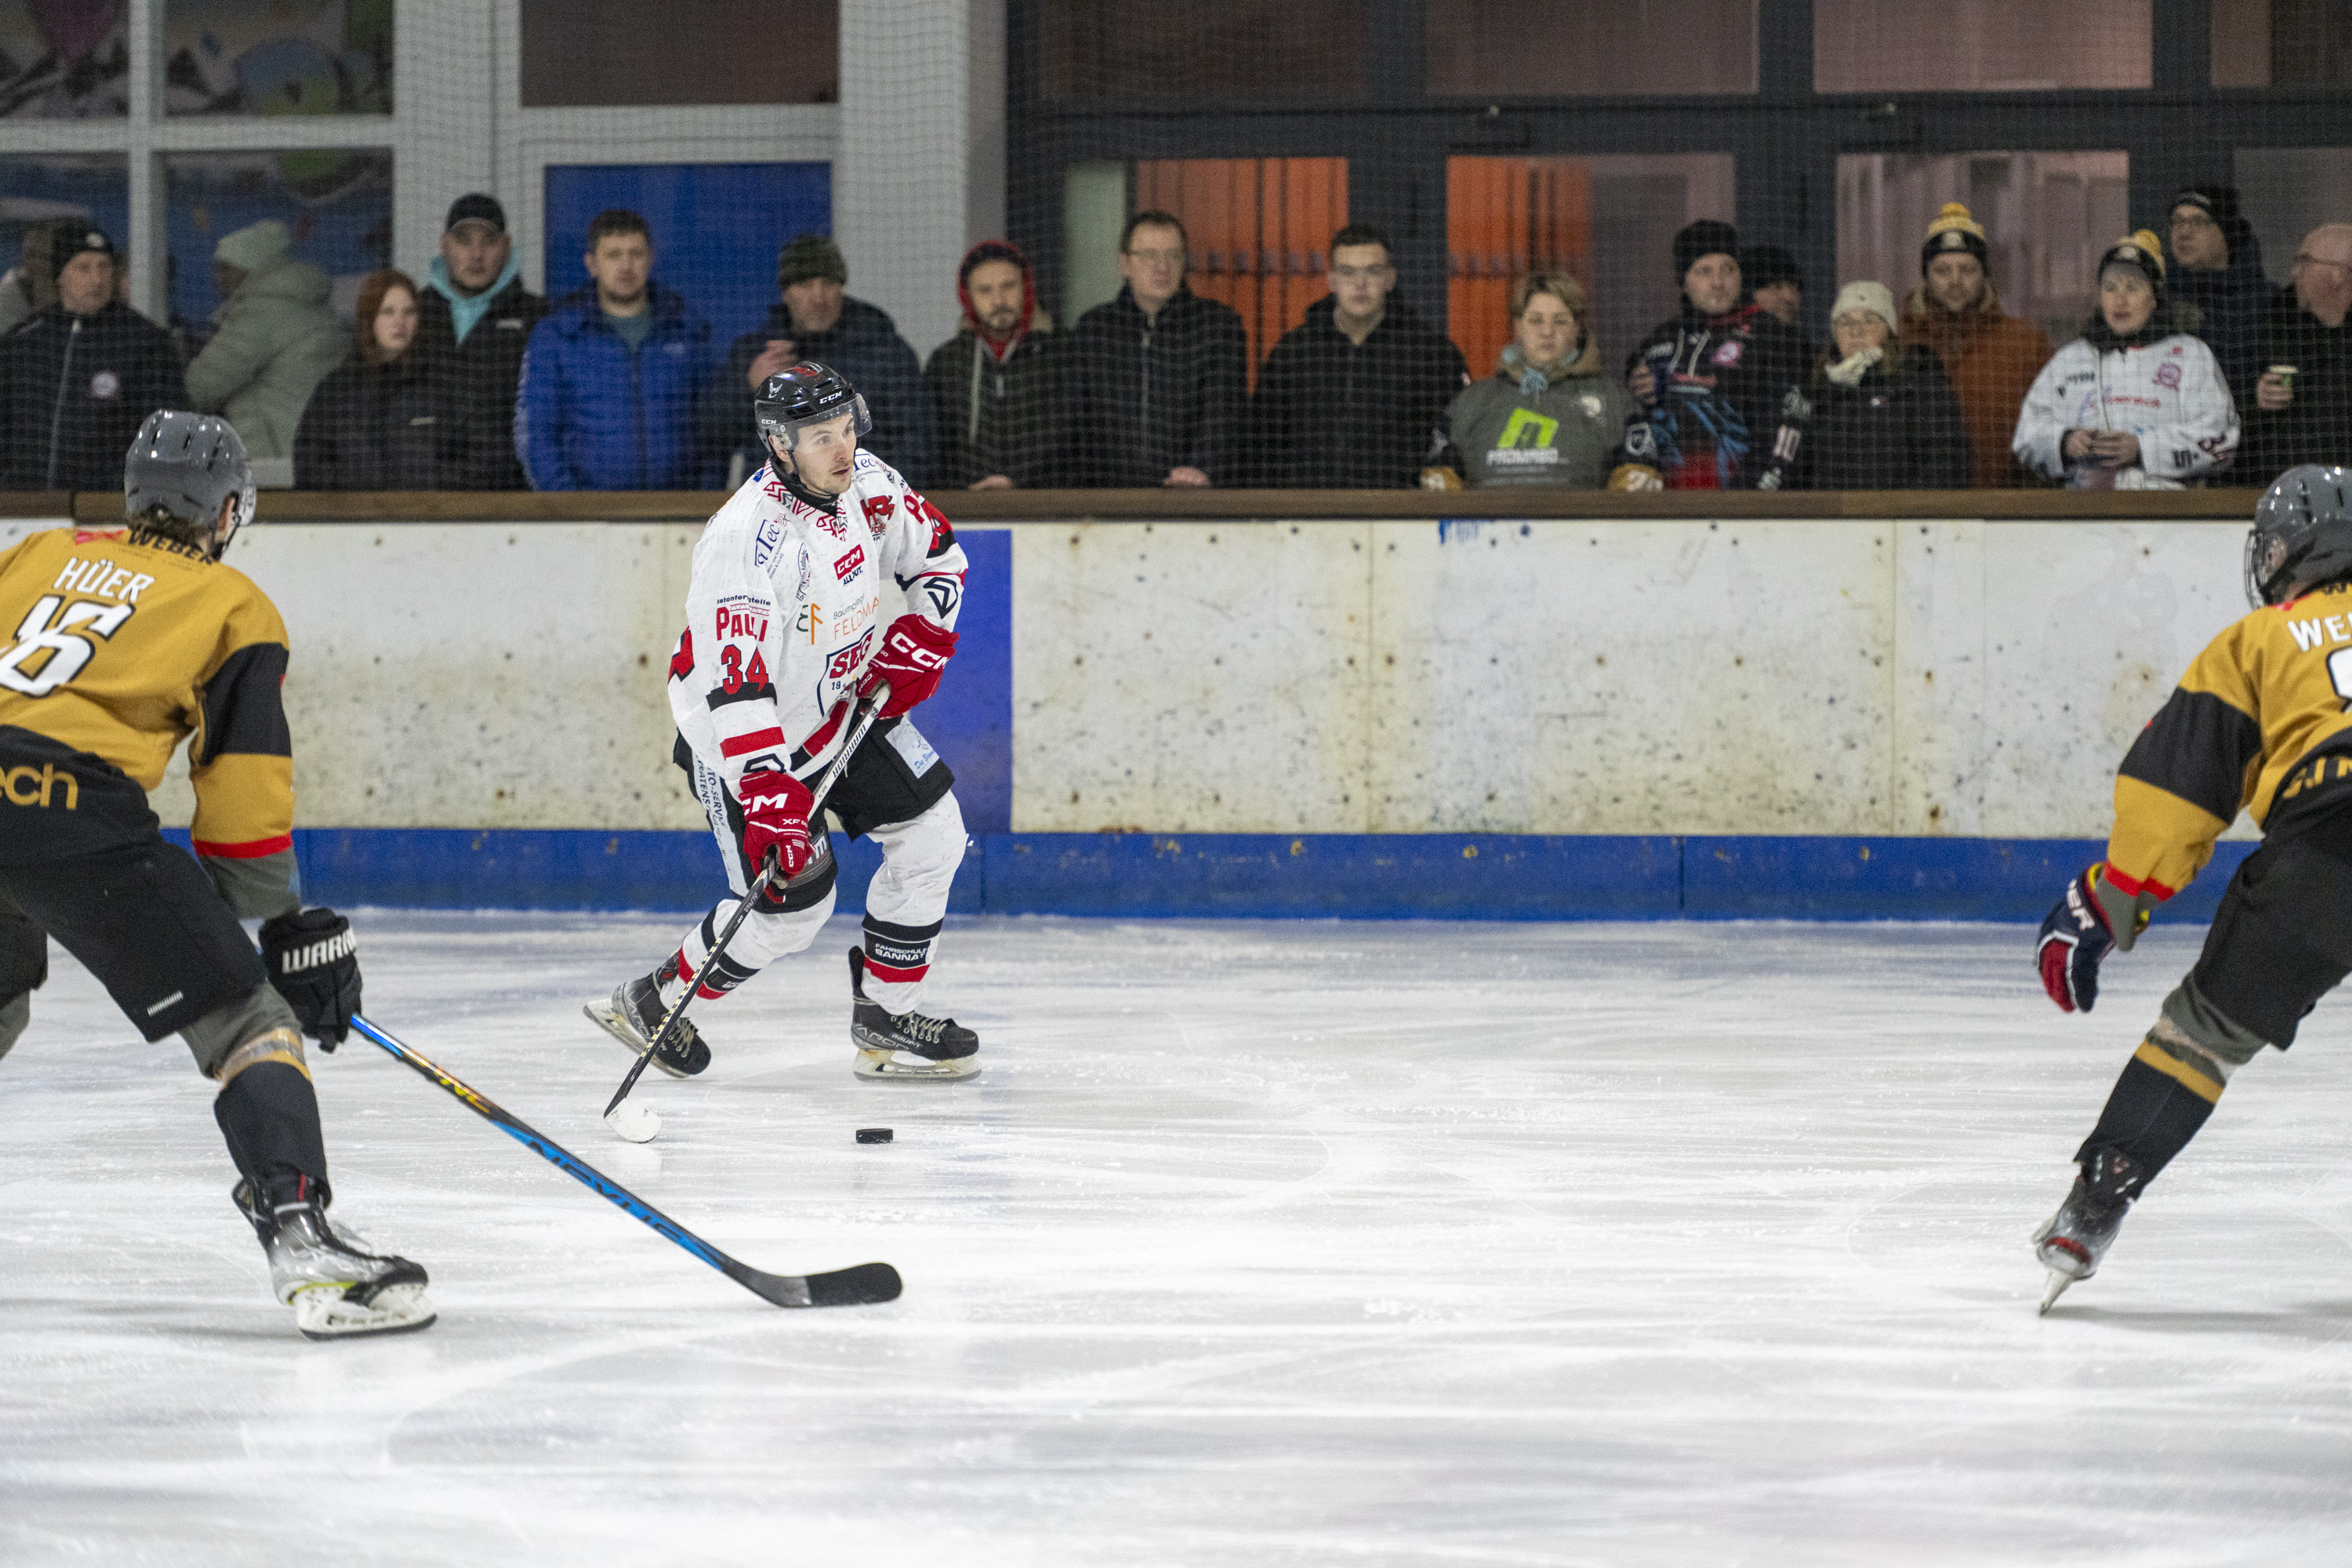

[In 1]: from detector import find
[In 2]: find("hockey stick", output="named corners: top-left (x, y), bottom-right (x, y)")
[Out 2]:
top-left (350, 1014), bottom-right (902, 1308)
top-left (601, 688), bottom-right (888, 1118)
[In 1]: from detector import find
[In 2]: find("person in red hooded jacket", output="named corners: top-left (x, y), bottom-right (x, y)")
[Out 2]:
top-left (922, 240), bottom-right (1071, 489)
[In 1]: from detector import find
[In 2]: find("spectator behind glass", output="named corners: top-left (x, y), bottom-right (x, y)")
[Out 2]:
top-left (1796, 281), bottom-right (1969, 490)
top-left (516, 208), bottom-right (714, 491)
top-left (294, 269), bottom-right (466, 490)
top-left (414, 194), bottom-right (545, 490)
top-left (1427, 270), bottom-right (1635, 489)
top-left (1069, 209), bottom-right (1247, 487)
top-left (2240, 223), bottom-right (2352, 487)
top-left (185, 219), bottom-right (348, 459)
top-left (1741, 244), bottom-right (1815, 358)
top-left (705, 234), bottom-right (935, 488)
top-left (1252, 222), bottom-right (1468, 488)
top-left (1898, 203), bottom-right (2053, 488)
top-left (0, 218), bottom-right (81, 336)
top-left (0, 226), bottom-right (184, 490)
top-left (924, 239), bottom-right (1069, 489)
top-left (2014, 231), bottom-right (2238, 488)
top-left (1621, 220), bottom-right (1811, 489)
top-left (2166, 187), bottom-right (2268, 395)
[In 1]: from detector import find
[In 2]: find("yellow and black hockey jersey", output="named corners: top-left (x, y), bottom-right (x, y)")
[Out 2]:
top-left (0, 524), bottom-right (296, 916)
top-left (2108, 578), bottom-right (2352, 903)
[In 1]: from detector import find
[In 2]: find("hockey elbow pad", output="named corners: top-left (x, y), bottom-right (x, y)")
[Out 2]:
top-left (260, 908), bottom-right (361, 1049)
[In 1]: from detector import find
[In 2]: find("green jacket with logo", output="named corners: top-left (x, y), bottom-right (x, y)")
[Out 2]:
top-left (1437, 353), bottom-right (1637, 488)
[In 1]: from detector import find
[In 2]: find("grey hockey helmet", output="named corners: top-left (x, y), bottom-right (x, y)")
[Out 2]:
top-left (2246, 463), bottom-right (2352, 608)
top-left (753, 361), bottom-right (870, 454)
top-left (124, 409), bottom-right (256, 554)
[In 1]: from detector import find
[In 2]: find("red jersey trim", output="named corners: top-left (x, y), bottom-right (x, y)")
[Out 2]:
top-left (2102, 864), bottom-right (2176, 902)
top-left (720, 728), bottom-right (786, 759)
top-left (193, 834), bottom-right (293, 860)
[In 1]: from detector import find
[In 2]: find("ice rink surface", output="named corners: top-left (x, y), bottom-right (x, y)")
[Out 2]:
top-left (5, 913), bottom-right (2352, 1566)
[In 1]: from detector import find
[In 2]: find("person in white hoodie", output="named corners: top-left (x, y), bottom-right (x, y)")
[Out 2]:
top-left (2013, 230), bottom-right (2240, 488)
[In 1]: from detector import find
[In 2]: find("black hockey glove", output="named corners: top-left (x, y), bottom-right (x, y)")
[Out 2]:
top-left (260, 907), bottom-right (361, 1049)
top-left (2035, 864), bottom-right (2142, 1014)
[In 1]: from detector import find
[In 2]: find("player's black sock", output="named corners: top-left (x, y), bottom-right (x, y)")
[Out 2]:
top-left (2071, 1047), bottom-right (2220, 1195)
top-left (214, 1060), bottom-right (331, 1205)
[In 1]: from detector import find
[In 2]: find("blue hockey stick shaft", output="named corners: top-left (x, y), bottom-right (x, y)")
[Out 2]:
top-left (349, 1014), bottom-right (899, 1308)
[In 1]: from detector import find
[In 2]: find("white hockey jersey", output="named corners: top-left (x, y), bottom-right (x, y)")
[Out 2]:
top-left (668, 450), bottom-right (968, 794)
top-left (2012, 332), bottom-right (2241, 486)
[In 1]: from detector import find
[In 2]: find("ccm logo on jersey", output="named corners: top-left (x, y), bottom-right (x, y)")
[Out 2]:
top-left (833, 543), bottom-right (866, 583)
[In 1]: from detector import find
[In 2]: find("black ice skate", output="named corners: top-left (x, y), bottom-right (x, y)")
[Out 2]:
top-left (2032, 1149), bottom-right (2143, 1314)
top-left (583, 966), bottom-right (712, 1078)
top-left (234, 1178), bottom-right (434, 1341)
top-left (850, 948), bottom-right (979, 1081)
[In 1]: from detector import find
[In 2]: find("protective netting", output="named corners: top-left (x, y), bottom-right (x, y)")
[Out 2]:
top-left (0, 0), bottom-right (2343, 494)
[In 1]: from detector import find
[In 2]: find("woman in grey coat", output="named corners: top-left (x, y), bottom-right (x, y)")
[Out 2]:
top-left (1428, 272), bottom-right (1637, 488)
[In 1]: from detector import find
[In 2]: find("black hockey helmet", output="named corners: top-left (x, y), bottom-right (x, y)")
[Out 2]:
top-left (123, 409), bottom-right (255, 555)
top-left (753, 361), bottom-right (870, 455)
top-left (2247, 463), bottom-right (2352, 608)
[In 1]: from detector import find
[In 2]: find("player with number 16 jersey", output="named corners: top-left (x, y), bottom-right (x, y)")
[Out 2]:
top-left (588, 361), bottom-right (983, 1082)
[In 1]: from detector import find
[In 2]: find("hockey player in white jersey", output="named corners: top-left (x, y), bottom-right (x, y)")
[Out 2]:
top-left (587, 362), bottom-right (979, 1080)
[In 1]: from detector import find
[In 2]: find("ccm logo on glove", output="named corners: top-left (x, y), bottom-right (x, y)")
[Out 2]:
top-left (737, 769), bottom-right (817, 881)
top-left (858, 614), bottom-right (957, 717)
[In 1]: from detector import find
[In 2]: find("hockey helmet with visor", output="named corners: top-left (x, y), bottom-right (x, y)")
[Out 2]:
top-left (2247, 464), bottom-right (2352, 608)
top-left (124, 409), bottom-right (256, 557)
top-left (753, 361), bottom-right (871, 456)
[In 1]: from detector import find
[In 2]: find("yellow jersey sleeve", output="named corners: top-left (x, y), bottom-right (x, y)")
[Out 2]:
top-left (2106, 620), bottom-right (2263, 902)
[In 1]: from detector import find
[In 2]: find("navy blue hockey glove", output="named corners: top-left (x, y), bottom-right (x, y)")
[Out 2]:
top-left (2036, 866), bottom-right (2122, 1014)
top-left (260, 907), bottom-right (361, 1049)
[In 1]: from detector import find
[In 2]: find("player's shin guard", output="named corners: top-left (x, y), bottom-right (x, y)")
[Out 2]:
top-left (857, 915), bottom-right (940, 1013)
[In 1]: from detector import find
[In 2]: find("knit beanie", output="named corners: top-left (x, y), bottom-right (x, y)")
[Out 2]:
top-left (2172, 185), bottom-right (2254, 252)
top-left (1831, 280), bottom-right (1899, 338)
top-left (1919, 202), bottom-right (1989, 274)
top-left (777, 234), bottom-right (848, 289)
top-left (2096, 230), bottom-right (2166, 294)
top-left (215, 218), bottom-right (291, 273)
top-left (1673, 220), bottom-right (1740, 279)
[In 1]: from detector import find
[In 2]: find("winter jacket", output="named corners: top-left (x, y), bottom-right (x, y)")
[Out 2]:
top-left (1435, 343), bottom-right (1636, 488)
top-left (2238, 288), bottom-right (2352, 487)
top-left (1795, 342), bottom-right (1971, 491)
top-left (924, 321), bottom-right (1071, 488)
top-left (2013, 327), bottom-right (2240, 487)
top-left (516, 282), bottom-right (716, 492)
top-left (1620, 299), bottom-right (1812, 489)
top-left (414, 260), bottom-right (546, 490)
top-left (0, 301), bottom-right (185, 489)
top-left (292, 352), bottom-right (466, 491)
top-left (1250, 295), bottom-right (1468, 488)
top-left (185, 256), bottom-right (348, 459)
top-left (706, 297), bottom-right (934, 487)
top-left (1897, 287), bottom-right (2053, 488)
top-left (2168, 223), bottom-right (2270, 396)
top-left (1068, 283), bottom-right (1247, 487)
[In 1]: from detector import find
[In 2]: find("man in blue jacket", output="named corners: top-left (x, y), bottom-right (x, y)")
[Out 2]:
top-left (516, 209), bottom-right (714, 490)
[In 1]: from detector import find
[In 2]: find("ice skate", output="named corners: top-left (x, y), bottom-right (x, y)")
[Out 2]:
top-left (234, 1179), bottom-right (434, 1341)
top-left (2032, 1149), bottom-right (2141, 1313)
top-left (850, 948), bottom-right (979, 1080)
top-left (583, 965), bottom-right (711, 1079)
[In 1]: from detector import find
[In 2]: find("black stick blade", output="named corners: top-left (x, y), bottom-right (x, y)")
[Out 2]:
top-left (724, 1258), bottom-right (902, 1309)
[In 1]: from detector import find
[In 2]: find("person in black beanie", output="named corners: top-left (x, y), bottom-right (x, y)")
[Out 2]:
top-left (1621, 220), bottom-right (1811, 488)
top-left (0, 226), bottom-right (185, 490)
top-left (2167, 186), bottom-right (2270, 394)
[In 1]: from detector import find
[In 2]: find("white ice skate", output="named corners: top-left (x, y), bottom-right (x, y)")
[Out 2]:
top-left (850, 949), bottom-right (980, 1081)
top-left (234, 1181), bottom-right (434, 1341)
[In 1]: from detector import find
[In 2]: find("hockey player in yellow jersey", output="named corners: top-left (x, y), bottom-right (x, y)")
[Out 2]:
top-left (0, 409), bottom-right (431, 1339)
top-left (2031, 463), bottom-right (2352, 1312)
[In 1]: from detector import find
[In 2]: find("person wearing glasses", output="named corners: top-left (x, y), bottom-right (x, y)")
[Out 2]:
top-left (2241, 223), bottom-right (2352, 487)
top-left (1252, 223), bottom-right (1468, 488)
top-left (1068, 210), bottom-right (1247, 488)
top-left (2165, 187), bottom-right (2268, 395)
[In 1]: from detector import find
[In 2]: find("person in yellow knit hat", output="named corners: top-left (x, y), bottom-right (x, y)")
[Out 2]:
top-left (2031, 463), bottom-right (2352, 1310)
top-left (1897, 201), bottom-right (2055, 488)
top-left (0, 409), bottom-right (431, 1340)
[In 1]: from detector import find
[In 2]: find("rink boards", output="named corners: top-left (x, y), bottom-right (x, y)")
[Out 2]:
top-left (0, 510), bottom-right (2257, 919)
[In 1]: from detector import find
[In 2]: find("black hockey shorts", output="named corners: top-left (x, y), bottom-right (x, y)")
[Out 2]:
top-left (0, 837), bottom-right (269, 1046)
top-left (2187, 810), bottom-right (2352, 1049)
top-left (679, 714), bottom-right (955, 913)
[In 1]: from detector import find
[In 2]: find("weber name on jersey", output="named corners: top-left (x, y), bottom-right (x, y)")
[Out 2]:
top-left (669, 448), bottom-right (968, 791)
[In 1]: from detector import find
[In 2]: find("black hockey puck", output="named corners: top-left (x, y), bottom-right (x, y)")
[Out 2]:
top-left (856, 1127), bottom-right (894, 1144)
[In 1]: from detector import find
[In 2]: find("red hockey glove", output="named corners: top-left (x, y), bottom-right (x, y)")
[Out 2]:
top-left (736, 770), bottom-right (816, 881)
top-left (858, 614), bottom-right (957, 717)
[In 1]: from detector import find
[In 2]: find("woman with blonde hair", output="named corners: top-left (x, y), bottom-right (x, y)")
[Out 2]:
top-left (1427, 271), bottom-right (1635, 488)
top-left (294, 267), bottom-right (462, 489)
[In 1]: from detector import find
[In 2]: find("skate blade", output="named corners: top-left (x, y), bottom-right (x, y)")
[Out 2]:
top-left (854, 1048), bottom-right (981, 1082)
top-left (293, 1282), bottom-right (437, 1341)
top-left (582, 1000), bottom-right (693, 1080)
top-left (2038, 1269), bottom-right (2074, 1316)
